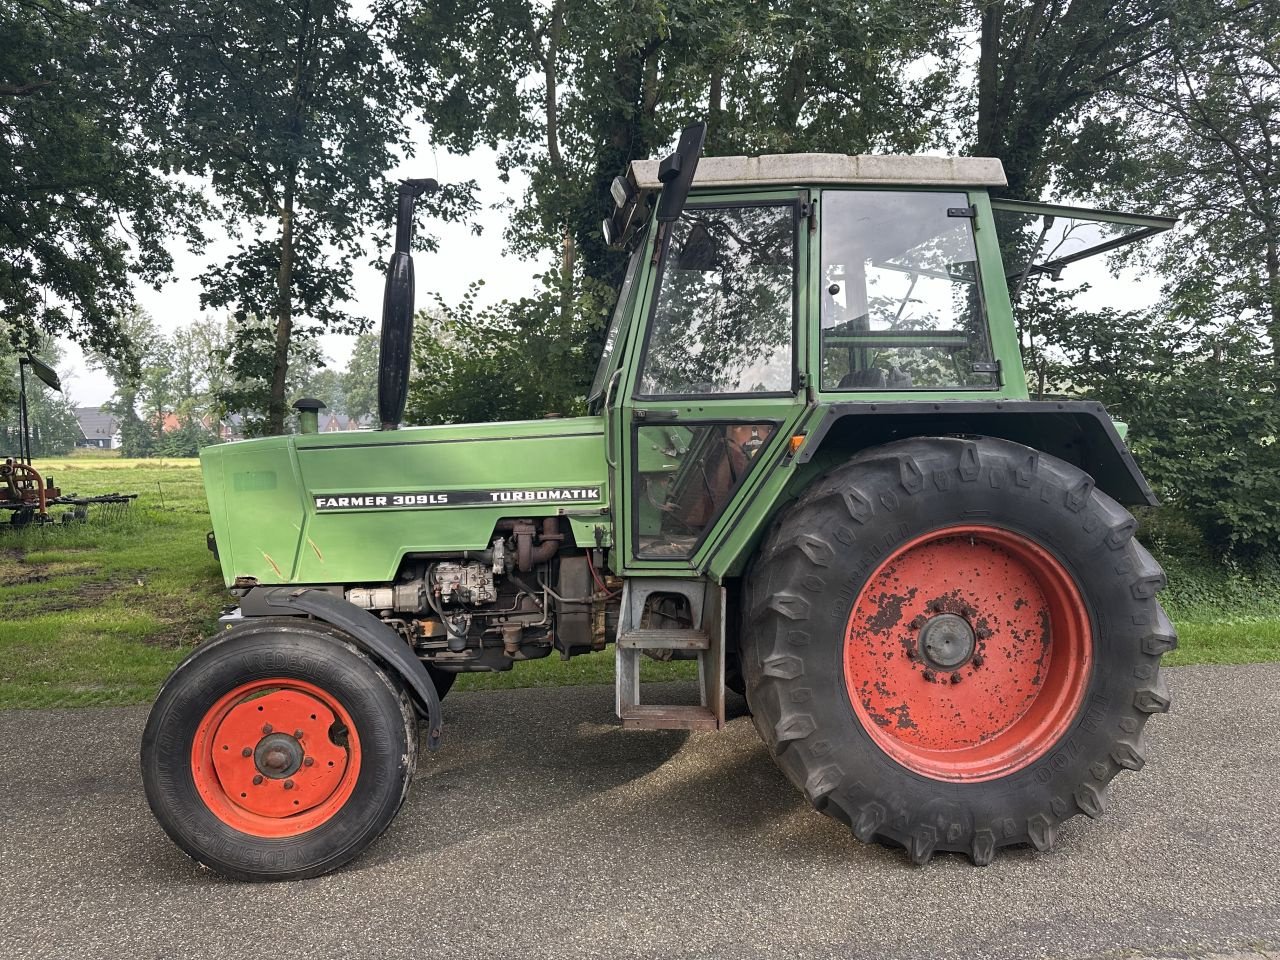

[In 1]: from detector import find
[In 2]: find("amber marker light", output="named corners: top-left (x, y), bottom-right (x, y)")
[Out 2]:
top-left (789, 434), bottom-right (806, 454)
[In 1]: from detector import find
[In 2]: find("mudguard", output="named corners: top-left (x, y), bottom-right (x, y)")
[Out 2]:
top-left (247, 586), bottom-right (443, 749)
top-left (797, 400), bottom-right (1157, 507)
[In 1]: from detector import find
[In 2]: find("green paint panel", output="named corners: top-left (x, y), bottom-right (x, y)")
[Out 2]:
top-left (202, 417), bottom-right (608, 586)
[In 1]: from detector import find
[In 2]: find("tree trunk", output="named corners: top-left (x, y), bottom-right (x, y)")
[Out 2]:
top-left (975, 0), bottom-right (1003, 158)
top-left (545, 1), bottom-right (574, 326)
top-left (560, 230), bottom-right (575, 323)
top-left (268, 185), bottom-right (295, 435)
top-left (1266, 230), bottom-right (1280, 368)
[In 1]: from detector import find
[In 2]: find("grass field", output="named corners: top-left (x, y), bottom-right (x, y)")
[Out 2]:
top-left (1, 455), bottom-right (1276, 708)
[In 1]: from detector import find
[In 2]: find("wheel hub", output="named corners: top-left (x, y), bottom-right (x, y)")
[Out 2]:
top-left (918, 613), bottom-right (975, 670)
top-left (254, 732), bottom-right (304, 779)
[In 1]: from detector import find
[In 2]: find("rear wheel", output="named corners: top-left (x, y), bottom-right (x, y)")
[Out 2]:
top-left (742, 436), bottom-right (1175, 864)
top-left (142, 620), bottom-right (417, 881)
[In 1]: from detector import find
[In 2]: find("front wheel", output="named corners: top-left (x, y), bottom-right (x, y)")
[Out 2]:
top-left (141, 620), bottom-right (418, 881)
top-left (742, 436), bottom-right (1175, 865)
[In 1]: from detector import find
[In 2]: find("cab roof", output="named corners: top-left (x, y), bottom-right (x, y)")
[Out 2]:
top-left (629, 153), bottom-right (1007, 191)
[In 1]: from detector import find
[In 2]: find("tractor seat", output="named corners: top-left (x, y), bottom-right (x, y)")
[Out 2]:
top-left (837, 368), bottom-right (888, 389)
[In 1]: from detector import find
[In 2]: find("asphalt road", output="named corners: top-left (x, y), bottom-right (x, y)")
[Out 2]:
top-left (1, 664), bottom-right (1278, 960)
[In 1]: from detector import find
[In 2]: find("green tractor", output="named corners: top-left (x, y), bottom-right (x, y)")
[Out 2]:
top-left (142, 124), bottom-right (1178, 880)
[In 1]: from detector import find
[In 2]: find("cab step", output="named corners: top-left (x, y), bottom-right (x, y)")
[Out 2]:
top-left (615, 577), bottom-right (725, 732)
top-left (619, 704), bottom-right (718, 731)
top-left (616, 628), bottom-right (709, 650)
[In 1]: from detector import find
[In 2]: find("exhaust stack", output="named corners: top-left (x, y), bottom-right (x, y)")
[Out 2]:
top-left (378, 177), bottom-right (438, 430)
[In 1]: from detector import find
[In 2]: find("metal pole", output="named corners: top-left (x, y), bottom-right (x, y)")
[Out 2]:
top-left (17, 357), bottom-right (30, 465)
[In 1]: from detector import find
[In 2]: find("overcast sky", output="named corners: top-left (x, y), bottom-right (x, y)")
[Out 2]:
top-left (52, 143), bottom-right (1160, 409)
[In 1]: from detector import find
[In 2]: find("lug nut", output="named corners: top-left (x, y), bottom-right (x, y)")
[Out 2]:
top-left (262, 723), bottom-right (273, 734)
top-left (252, 775), bottom-right (263, 785)
top-left (293, 729), bottom-right (304, 739)
top-left (303, 757), bottom-right (314, 767)
top-left (950, 673), bottom-right (962, 684)
top-left (973, 654), bottom-right (984, 667)
top-left (242, 747), bottom-right (252, 757)
top-left (284, 779), bottom-right (295, 790)
top-left (923, 670), bottom-right (936, 682)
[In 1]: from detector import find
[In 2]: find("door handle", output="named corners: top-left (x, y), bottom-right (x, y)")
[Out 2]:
top-left (603, 369), bottom-right (623, 469)
top-left (632, 409), bottom-right (679, 421)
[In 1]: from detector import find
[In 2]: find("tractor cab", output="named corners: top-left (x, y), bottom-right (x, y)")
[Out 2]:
top-left (591, 141), bottom-right (1175, 578)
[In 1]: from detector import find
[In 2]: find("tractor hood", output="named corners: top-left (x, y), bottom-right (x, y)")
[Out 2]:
top-left (201, 416), bottom-right (608, 588)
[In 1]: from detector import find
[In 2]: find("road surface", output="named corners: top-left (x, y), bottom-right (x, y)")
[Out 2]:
top-left (1, 664), bottom-right (1278, 959)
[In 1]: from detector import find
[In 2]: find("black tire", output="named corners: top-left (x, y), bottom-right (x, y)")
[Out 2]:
top-left (141, 620), bottom-right (418, 881)
top-left (741, 436), bottom-right (1175, 865)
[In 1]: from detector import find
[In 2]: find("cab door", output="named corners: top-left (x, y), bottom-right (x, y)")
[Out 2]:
top-left (611, 192), bottom-right (811, 574)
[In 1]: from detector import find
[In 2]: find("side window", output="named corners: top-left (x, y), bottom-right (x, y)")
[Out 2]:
top-left (634, 422), bottom-right (778, 558)
top-left (638, 203), bottom-right (796, 397)
top-left (588, 239), bottom-right (645, 405)
top-left (821, 191), bottom-right (996, 390)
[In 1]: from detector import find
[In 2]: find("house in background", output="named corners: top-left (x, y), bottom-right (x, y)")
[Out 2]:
top-left (157, 411), bottom-right (245, 442)
top-left (320, 413), bottom-right (371, 432)
top-left (73, 407), bottom-right (121, 449)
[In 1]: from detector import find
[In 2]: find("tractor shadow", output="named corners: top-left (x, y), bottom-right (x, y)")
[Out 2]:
top-left (360, 682), bottom-right (853, 875)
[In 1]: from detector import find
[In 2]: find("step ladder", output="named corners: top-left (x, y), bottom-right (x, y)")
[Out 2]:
top-left (615, 577), bottom-right (725, 731)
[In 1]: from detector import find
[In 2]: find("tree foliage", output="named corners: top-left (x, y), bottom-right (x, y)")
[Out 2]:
top-left (1, 0), bottom-right (199, 360)
top-left (406, 278), bottom-right (604, 425)
top-left (0, 338), bottom-right (81, 457)
top-left (128, 0), bottom-right (477, 433)
top-left (397, 0), bottom-right (957, 413)
top-left (1027, 286), bottom-right (1280, 556)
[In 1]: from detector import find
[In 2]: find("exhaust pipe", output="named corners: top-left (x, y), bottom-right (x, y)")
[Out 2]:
top-left (378, 177), bottom-right (438, 430)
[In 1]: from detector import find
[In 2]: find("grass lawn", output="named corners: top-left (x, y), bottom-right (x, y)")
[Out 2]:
top-left (0, 454), bottom-right (1275, 707)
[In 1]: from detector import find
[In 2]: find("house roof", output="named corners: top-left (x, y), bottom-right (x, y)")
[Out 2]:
top-left (73, 407), bottom-right (118, 441)
top-left (629, 154), bottom-right (1007, 191)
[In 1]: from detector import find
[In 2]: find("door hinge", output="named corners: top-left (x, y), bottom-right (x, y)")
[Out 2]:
top-left (947, 205), bottom-right (977, 219)
top-left (800, 200), bottom-right (817, 233)
top-left (971, 359), bottom-right (1001, 382)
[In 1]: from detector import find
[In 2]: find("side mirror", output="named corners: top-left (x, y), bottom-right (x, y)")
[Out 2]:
top-left (655, 122), bottom-right (707, 224)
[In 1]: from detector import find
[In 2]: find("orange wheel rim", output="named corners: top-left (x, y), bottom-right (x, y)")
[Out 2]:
top-left (190, 678), bottom-right (361, 837)
top-left (843, 525), bottom-right (1092, 782)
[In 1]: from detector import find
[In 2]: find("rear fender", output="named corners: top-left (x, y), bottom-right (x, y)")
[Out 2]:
top-left (796, 400), bottom-right (1157, 507)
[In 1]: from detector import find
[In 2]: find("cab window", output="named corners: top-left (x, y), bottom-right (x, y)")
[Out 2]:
top-left (638, 202), bottom-right (796, 397)
top-left (820, 191), bottom-right (996, 390)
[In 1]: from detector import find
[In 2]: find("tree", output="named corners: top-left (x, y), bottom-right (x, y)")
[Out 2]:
top-left (341, 333), bottom-right (380, 423)
top-left (133, 0), bottom-right (476, 434)
top-left (0, 339), bottom-right (83, 457)
top-left (1, 0), bottom-right (199, 362)
top-left (298, 367), bottom-right (345, 413)
top-left (1025, 289), bottom-right (1280, 557)
top-left (1099, 0), bottom-right (1280, 364)
top-left (397, 0), bottom-right (957, 408)
top-left (91, 308), bottom-right (169, 457)
top-left (406, 281), bottom-right (593, 425)
top-left (217, 314), bottom-right (324, 437)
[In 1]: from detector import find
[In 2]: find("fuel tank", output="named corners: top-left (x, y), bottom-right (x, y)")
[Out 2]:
top-left (201, 416), bottom-right (608, 587)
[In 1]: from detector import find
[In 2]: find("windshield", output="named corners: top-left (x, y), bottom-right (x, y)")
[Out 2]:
top-left (588, 238), bottom-right (646, 406)
top-left (637, 202), bottom-right (796, 397)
